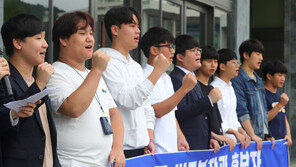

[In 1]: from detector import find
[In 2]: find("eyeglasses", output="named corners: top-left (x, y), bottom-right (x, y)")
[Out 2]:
top-left (155, 44), bottom-right (175, 52)
top-left (188, 48), bottom-right (202, 54)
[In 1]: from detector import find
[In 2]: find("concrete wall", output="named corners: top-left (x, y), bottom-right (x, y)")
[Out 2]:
top-left (233, 0), bottom-right (250, 60)
top-left (284, 0), bottom-right (296, 164)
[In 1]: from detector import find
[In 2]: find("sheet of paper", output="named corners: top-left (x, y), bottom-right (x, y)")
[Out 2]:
top-left (3, 88), bottom-right (55, 112)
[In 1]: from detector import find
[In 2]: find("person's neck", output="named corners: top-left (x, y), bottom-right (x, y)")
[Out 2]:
top-left (264, 82), bottom-right (277, 93)
top-left (147, 55), bottom-right (155, 66)
top-left (111, 40), bottom-right (131, 59)
top-left (59, 50), bottom-right (86, 71)
top-left (196, 72), bottom-right (209, 85)
top-left (176, 63), bottom-right (193, 72)
top-left (241, 63), bottom-right (255, 78)
top-left (9, 54), bottom-right (34, 79)
top-left (219, 73), bottom-right (231, 84)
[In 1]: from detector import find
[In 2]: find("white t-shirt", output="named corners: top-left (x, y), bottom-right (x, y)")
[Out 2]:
top-left (211, 76), bottom-right (241, 142)
top-left (101, 48), bottom-right (155, 150)
top-left (143, 64), bottom-right (178, 153)
top-left (47, 62), bottom-right (116, 167)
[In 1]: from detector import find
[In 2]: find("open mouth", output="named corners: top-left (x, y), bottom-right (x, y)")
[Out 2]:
top-left (40, 52), bottom-right (46, 57)
top-left (134, 36), bottom-right (140, 42)
top-left (85, 45), bottom-right (92, 49)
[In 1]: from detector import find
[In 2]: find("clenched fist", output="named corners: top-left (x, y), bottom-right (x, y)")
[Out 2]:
top-left (279, 93), bottom-right (289, 106)
top-left (36, 62), bottom-right (54, 90)
top-left (153, 54), bottom-right (171, 74)
top-left (180, 73), bottom-right (197, 93)
top-left (92, 49), bottom-right (110, 73)
top-left (0, 57), bottom-right (9, 79)
top-left (208, 87), bottom-right (222, 103)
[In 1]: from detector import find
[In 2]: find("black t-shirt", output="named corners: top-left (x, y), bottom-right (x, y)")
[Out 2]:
top-left (198, 81), bottom-right (224, 138)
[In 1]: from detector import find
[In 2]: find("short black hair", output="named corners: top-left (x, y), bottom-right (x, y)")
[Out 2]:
top-left (239, 39), bottom-right (264, 64)
top-left (1, 14), bottom-right (45, 56)
top-left (104, 6), bottom-right (141, 41)
top-left (139, 27), bottom-right (174, 58)
top-left (201, 46), bottom-right (219, 63)
top-left (53, 11), bottom-right (94, 51)
top-left (216, 48), bottom-right (238, 74)
top-left (173, 35), bottom-right (199, 64)
top-left (263, 60), bottom-right (287, 80)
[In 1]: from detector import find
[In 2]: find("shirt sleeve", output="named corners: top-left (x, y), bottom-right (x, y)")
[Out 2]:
top-left (102, 60), bottom-right (154, 111)
top-left (216, 100), bottom-right (229, 133)
top-left (47, 67), bottom-right (76, 113)
top-left (9, 110), bottom-right (19, 126)
top-left (231, 77), bottom-right (250, 123)
top-left (144, 99), bottom-right (155, 130)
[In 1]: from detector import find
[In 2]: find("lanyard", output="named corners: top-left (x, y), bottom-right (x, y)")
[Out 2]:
top-left (59, 61), bottom-right (107, 116)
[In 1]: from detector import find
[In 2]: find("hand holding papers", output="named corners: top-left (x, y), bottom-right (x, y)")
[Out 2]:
top-left (3, 88), bottom-right (55, 112)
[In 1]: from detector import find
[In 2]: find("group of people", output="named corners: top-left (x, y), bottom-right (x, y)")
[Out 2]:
top-left (0, 6), bottom-right (292, 167)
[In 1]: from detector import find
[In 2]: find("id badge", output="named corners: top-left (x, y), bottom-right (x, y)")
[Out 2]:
top-left (100, 116), bottom-right (113, 135)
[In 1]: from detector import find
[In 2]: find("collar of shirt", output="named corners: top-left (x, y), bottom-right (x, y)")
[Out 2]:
top-left (239, 67), bottom-right (261, 82)
top-left (213, 76), bottom-right (232, 87)
top-left (144, 64), bottom-right (167, 78)
top-left (101, 47), bottom-right (132, 63)
top-left (175, 65), bottom-right (191, 74)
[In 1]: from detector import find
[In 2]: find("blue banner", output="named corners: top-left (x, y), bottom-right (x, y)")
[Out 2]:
top-left (126, 140), bottom-right (288, 167)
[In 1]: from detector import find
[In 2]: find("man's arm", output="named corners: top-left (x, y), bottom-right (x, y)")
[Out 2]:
top-left (241, 119), bottom-right (263, 150)
top-left (108, 107), bottom-right (125, 166)
top-left (170, 76), bottom-right (212, 122)
top-left (267, 93), bottom-right (289, 121)
top-left (284, 116), bottom-right (293, 146)
top-left (153, 73), bottom-right (196, 118)
top-left (56, 50), bottom-right (109, 118)
top-left (144, 129), bottom-right (156, 155)
top-left (103, 54), bottom-right (170, 111)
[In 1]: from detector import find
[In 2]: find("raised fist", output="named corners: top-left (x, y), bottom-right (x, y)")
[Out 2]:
top-left (181, 73), bottom-right (197, 93)
top-left (92, 49), bottom-right (110, 73)
top-left (36, 62), bottom-right (54, 90)
top-left (279, 93), bottom-right (289, 106)
top-left (208, 87), bottom-right (222, 103)
top-left (153, 54), bottom-right (171, 74)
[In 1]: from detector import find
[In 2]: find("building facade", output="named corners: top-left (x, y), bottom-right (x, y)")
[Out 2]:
top-left (0, 0), bottom-right (295, 165)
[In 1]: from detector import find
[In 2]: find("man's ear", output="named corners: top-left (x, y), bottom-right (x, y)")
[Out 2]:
top-left (111, 25), bottom-right (119, 36)
top-left (243, 52), bottom-right (250, 60)
top-left (12, 39), bottom-right (22, 50)
top-left (176, 53), bottom-right (184, 63)
top-left (149, 46), bottom-right (159, 56)
top-left (220, 63), bottom-right (226, 71)
top-left (266, 73), bottom-right (273, 81)
top-left (59, 37), bottom-right (68, 47)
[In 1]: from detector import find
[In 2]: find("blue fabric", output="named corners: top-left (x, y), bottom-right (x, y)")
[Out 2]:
top-left (125, 140), bottom-right (288, 167)
top-left (265, 89), bottom-right (286, 139)
top-left (170, 66), bottom-right (212, 150)
top-left (231, 67), bottom-right (269, 139)
top-left (0, 63), bottom-right (60, 167)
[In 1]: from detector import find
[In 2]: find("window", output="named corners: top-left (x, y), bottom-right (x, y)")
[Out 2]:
top-left (214, 8), bottom-right (229, 49)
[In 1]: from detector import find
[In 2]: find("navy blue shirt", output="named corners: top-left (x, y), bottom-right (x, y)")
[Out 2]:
top-left (265, 89), bottom-right (287, 139)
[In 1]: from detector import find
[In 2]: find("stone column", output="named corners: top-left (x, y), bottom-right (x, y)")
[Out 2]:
top-left (233, 0), bottom-right (250, 61)
top-left (284, 0), bottom-right (296, 165)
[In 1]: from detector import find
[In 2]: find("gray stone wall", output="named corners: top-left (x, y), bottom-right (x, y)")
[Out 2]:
top-left (284, 0), bottom-right (296, 165)
top-left (233, 0), bottom-right (250, 59)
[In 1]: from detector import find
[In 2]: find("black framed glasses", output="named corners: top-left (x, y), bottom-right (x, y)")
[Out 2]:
top-left (188, 48), bottom-right (202, 54)
top-left (154, 44), bottom-right (175, 52)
